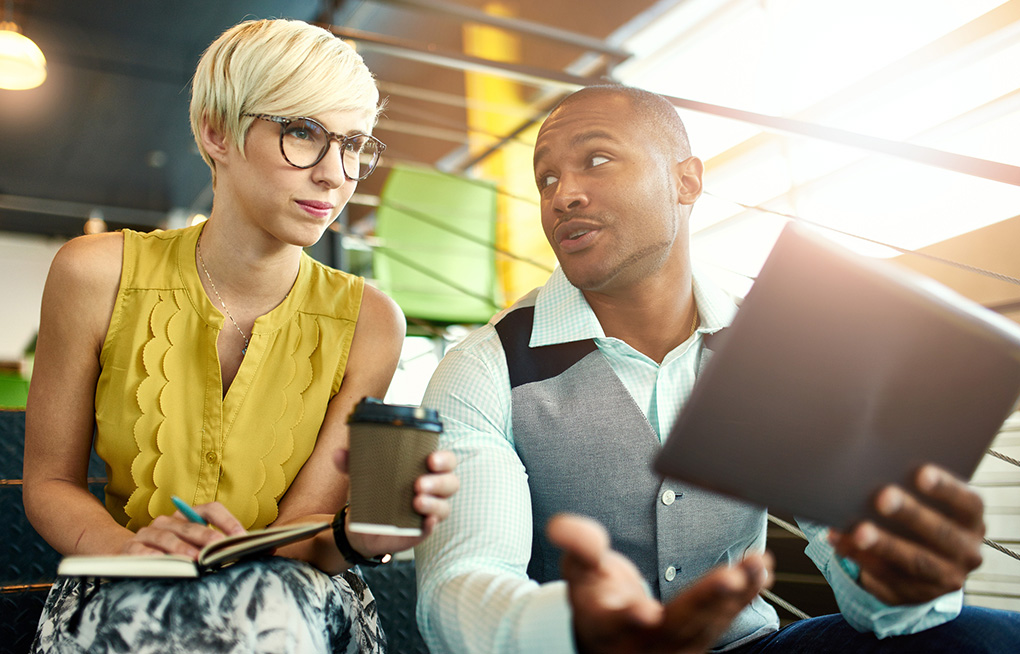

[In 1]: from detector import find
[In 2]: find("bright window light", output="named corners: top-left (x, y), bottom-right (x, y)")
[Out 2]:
top-left (617, 0), bottom-right (1018, 279)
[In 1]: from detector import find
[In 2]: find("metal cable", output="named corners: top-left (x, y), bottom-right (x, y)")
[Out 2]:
top-left (760, 588), bottom-right (812, 621)
top-left (705, 193), bottom-right (1020, 287)
top-left (987, 448), bottom-right (1020, 469)
top-left (984, 538), bottom-right (1020, 563)
top-left (767, 514), bottom-right (807, 540)
top-left (381, 198), bottom-right (554, 272)
top-left (979, 446), bottom-right (1020, 569)
top-left (770, 511), bottom-right (1020, 570)
top-left (372, 247), bottom-right (501, 308)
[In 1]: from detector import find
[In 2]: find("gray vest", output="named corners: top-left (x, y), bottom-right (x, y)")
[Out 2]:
top-left (495, 304), bottom-right (779, 649)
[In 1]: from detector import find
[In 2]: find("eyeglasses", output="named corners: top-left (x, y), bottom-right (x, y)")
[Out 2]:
top-left (245, 114), bottom-right (386, 180)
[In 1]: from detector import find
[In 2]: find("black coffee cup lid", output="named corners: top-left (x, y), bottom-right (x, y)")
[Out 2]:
top-left (348, 397), bottom-right (443, 432)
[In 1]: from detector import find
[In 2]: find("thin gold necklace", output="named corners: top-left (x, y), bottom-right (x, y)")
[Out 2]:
top-left (688, 306), bottom-right (699, 339)
top-left (196, 238), bottom-right (250, 355)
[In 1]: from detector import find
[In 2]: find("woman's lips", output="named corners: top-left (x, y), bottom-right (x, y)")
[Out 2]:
top-left (297, 200), bottom-right (334, 218)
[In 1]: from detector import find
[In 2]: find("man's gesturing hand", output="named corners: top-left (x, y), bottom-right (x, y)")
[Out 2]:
top-left (547, 513), bottom-right (773, 654)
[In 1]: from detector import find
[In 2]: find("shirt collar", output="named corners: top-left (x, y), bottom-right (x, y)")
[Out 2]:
top-left (530, 265), bottom-right (739, 349)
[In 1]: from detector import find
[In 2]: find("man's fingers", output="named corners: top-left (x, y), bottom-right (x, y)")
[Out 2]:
top-left (665, 554), bottom-right (771, 613)
top-left (832, 470), bottom-right (986, 606)
top-left (836, 521), bottom-right (971, 602)
top-left (549, 516), bottom-right (770, 653)
top-left (552, 515), bottom-right (668, 653)
top-left (857, 567), bottom-right (900, 606)
top-left (547, 513), bottom-right (611, 569)
top-left (621, 594), bottom-right (666, 629)
top-left (857, 562), bottom-right (949, 606)
top-left (743, 551), bottom-right (774, 591)
top-left (659, 555), bottom-right (771, 649)
top-left (914, 465), bottom-right (985, 533)
top-left (666, 554), bottom-right (772, 620)
top-left (849, 521), bottom-right (950, 583)
top-left (873, 484), bottom-right (983, 571)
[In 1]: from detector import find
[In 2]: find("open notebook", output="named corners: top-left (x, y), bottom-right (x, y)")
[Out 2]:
top-left (654, 222), bottom-right (1020, 530)
top-left (57, 521), bottom-right (330, 578)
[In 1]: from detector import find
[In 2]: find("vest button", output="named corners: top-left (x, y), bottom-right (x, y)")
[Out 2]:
top-left (205, 451), bottom-right (218, 464)
top-left (662, 490), bottom-right (676, 505)
top-left (664, 566), bottom-right (677, 582)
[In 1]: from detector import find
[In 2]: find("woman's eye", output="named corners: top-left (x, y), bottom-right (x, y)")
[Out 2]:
top-left (590, 155), bottom-right (610, 167)
top-left (287, 127), bottom-right (313, 141)
top-left (286, 120), bottom-right (323, 142)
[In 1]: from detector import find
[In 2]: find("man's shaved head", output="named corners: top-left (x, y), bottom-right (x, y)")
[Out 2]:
top-left (544, 84), bottom-right (692, 162)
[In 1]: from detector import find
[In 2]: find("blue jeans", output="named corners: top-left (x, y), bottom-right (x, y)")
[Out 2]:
top-left (730, 607), bottom-right (1020, 653)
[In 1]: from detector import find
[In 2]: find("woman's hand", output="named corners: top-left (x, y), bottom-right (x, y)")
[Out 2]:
top-left (336, 449), bottom-right (459, 558)
top-left (120, 501), bottom-right (247, 559)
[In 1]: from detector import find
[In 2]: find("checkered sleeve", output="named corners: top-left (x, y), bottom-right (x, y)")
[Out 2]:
top-left (414, 326), bottom-right (576, 654)
top-left (799, 520), bottom-right (963, 638)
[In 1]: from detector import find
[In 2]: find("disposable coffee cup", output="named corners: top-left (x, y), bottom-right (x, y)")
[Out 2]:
top-left (346, 397), bottom-right (443, 536)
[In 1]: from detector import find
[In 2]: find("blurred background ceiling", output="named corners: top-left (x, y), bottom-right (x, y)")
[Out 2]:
top-left (0, 0), bottom-right (658, 236)
top-left (1, 0), bottom-right (1019, 299)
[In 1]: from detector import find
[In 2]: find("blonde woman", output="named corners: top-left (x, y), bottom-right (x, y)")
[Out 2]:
top-left (24, 18), bottom-right (457, 653)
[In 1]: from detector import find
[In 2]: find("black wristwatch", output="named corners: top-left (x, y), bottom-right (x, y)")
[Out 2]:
top-left (331, 503), bottom-right (392, 567)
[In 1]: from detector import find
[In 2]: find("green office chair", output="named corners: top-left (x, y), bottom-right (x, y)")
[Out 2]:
top-left (373, 165), bottom-right (501, 325)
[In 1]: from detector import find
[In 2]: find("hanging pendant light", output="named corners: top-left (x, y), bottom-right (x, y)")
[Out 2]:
top-left (0, 0), bottom-right (46, 91)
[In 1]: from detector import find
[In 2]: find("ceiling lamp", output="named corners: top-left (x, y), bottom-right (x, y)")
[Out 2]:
top-left (0, 17), bottom-right (46, 90)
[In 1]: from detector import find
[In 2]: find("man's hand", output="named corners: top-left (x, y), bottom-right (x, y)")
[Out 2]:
top-left (830, 464), bottom-right (985, 605)
top-left (547, 513), bottom-right (772, 654)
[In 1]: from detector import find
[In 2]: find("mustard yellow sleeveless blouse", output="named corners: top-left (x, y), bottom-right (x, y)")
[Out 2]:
top-left (94, 224), bottom-right (364, 531)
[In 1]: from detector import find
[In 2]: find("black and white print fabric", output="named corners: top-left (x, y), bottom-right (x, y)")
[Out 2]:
top-left (32, 557), bottom-right (386, 653)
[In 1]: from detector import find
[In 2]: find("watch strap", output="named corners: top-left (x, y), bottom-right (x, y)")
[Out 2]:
top-left (331, 503), bottom-right (392, 567)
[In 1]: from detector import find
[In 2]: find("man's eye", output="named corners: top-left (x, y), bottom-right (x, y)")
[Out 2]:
top-left (590, 155), bottom-right (610, 167)
top-left (539, 174), bottom-right (558, 189)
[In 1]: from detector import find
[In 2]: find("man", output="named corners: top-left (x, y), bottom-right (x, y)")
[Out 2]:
top-left (415, 84), bottom-right (1018, 653)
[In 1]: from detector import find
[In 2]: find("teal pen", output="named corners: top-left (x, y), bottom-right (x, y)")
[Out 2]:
top-left (171, 495), bottom-right (209, 526)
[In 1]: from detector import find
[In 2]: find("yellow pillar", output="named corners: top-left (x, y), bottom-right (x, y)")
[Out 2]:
top-left (463, 3), bottom-right (556, 307)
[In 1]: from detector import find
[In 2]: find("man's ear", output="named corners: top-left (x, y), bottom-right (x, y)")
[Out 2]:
top-left (674, 156), bottom-right (704, 206)
top-left (200, 120), bottom-right (232, 165)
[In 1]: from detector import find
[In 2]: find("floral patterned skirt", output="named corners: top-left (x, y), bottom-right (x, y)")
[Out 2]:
top-left (31, 557), bottom-right (386, 653)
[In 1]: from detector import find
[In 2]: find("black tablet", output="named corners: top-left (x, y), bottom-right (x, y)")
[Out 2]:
top-left (654, 223), bottom-right (1020, 529)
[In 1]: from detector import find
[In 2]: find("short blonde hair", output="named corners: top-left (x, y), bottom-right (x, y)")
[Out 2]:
top-left (189, 18), bottom-right (380, 181)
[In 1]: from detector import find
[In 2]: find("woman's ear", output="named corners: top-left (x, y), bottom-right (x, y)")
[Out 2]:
top-left (200, 120), bottom-right (232, 165)
top-left (674, 156), bottom-right (704, 206)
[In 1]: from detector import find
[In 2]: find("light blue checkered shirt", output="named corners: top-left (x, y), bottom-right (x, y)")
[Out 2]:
top-left (415, 266), bottom-right (962, 654)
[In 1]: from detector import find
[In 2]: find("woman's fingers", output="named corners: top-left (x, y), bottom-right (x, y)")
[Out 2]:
top-left (190, 501), bottom-right (247, 537)
top-left (124, 502), bottom-right (247, 558)
top-left (416, 450), bottom-right (460, 503)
